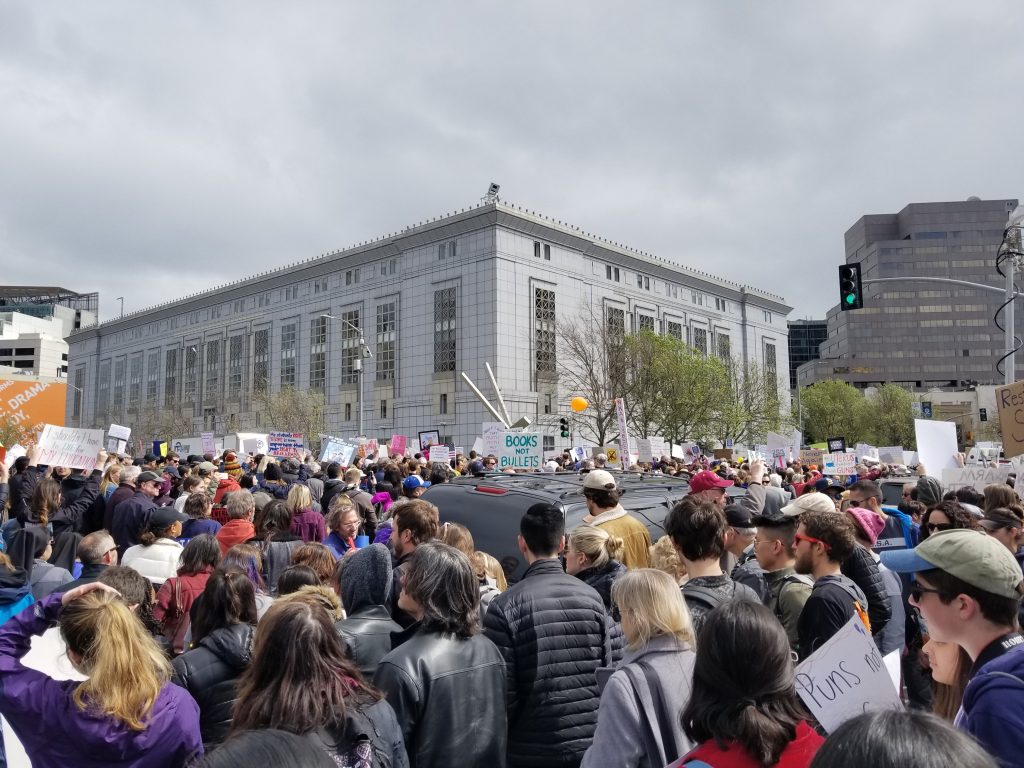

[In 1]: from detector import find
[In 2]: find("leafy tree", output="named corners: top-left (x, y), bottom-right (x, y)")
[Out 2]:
top-left (799, 381), bottom-right (870, 445)
top-left (866, 384), bottom-right (916, 447)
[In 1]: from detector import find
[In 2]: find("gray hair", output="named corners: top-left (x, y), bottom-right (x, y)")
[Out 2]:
top-left (226, 491), bottom-right (256, 520)
top-left (402, 542), bottom-right (479, 638)
top-left (120, 465), bottom-right (141, 485)
top-left (769, 474), bottom-right (782, 488)
top-left (77, 530), bottom-right (116, 564)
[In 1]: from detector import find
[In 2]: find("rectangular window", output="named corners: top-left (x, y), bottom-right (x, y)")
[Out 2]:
top-left (253, 329), bottom-right (270, 394)
top-left (72, 366), bottom-right (85, 418)
top-left (376, 301), bottom-right (397, 381)
top-left (113, 359), bottom-right (126, 412)
top-left (380, 399), bottom-right (388, 419)
top-left (666, 321), bottom-right (683, 341)
top-left (614, 267), bottom-right (620, 282)
top-left (637, 314), bottom-right (655, 333)
top-left (637, 274), bottom-right (643, 288)
top-left (340, 310), bottom-right (361, 384)
top-left (164, 348), bottom-right (178, 407)
top-left (345, 270), bottom-right (360, 285)
top-left (534, 242), bottom-right (541, 259)
top-left (543, 244), bottom-right (551, 261)
top-left (534, 287), bottom-right (557, 375)
top-left (716, 333), bottom-right (731, 360)
top-left (280, 322), bottom-right (297, 388)
top-left (309, 316), bottom-right (327, 392)
top-left (448, 241), bottom-right (457, 259)
top-left (606, 265), bottom-right (613, 280)
top-left (438, 243), bottom-right (446, 260)
top-left (97, 360), bottom-right (111, 416)
top-left (313, 278), bottom-right (328, 294)
top-left (146, 351), bottom-right (159, 402)
top-left (644, 276), bottom-right (650, 290)
top-left (204, 340), bottom-right (220, 403)
top-left (543, 435), bottom-right (555, 452)
top-left (433, 288), bottom-right (457, 373)
top-left (128, 356), bottom-right (143, 409)
top-left (544, 394), bottom-right (552, 415)
top-left (228, 335), bottom-right (245, 399)
top-left (440, 393), bottom-right (448, 414)
top-left (693, 327), bottom-right (708, 356)
top-left (345, 403), bottom-right (352, 421)
top-left (764, 342), bottom-right (777, 377)
top-left (606, 306), bottom-right (625, 340)
top-left (184, 346), bottom-right (198, 402)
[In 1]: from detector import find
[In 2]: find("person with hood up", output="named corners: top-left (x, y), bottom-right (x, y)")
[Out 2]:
top-left (335, 543), bottom-right (403, 678)
top-left (0, 581), bottom-right (202, 767)
top-left (172, 570), bottom-right (258, 748)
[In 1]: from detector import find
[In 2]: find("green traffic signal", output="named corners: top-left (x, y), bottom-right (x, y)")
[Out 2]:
top-left (838, 264), bottom-right (863, 311)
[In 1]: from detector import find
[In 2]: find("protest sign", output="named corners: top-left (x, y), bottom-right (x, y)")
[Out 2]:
top-left (153, 441), bottom-right (168, 458)
top-left (428, 445), bottom-right (451, 464)
top-left (997, 380), bottom-right (1024, 459)
top-left (320, 439), bottom-right (357, 466)
top-left (877, 446), bottom-right (904, 464)
top-left (418, 431), bottom-right (440, 451)
top-left (37, 425), bottom-right (104, 470)
top-left (799, 449), bottom-right (824, 467)
top-left (636, 439), bottom-right (654, 463)
top-left (649, 437), bottom-right (667, 460)
top-left (482, 422), bottom-right (505, 456)
top-left (499, 432), bottom-right (542, 470)
top-left (268, 432), bottom-right (304, 459)
top-left (826, 436), bottom-right (847, 453)
top-left (767, 432), bottom-right (790, 459)
top-left (914, 419), bottom-right (959, 472)
top-left (470, 438), bottom-right (483, 455)
top-left (903, 450), bottom-right (918, 467)
top-left (941, 466), bottom-right (1011, 493)
top-left (794, 615), bottom-right (902, 734)
top-left (595, 445), bottom-right (620, 465)
top-left (364, 438), bottom-right (379, 457)
top-left (573, 446), bottom-right (587, 462)
top-left (822, 452), bottom-right (857, 475)
top-left (389, 435), bottom-right (407, 456)
top-left (614, 398), bottom-right (631, 468)
top-left (670, 444), bottom-right (684, 459)
top-left (106, 437), bottom-right (126, 454)
top-left (378, 443), bottom-right (389, 460)
top-left (108, 423), bottom-right (131, 442)
top-left (3, 444), bottom-right (25, 469)
top-left (241, 438), bottom-right (261, 455)
top-left (854, 443), bottom-right (878, 462)
top-left (201, 432), bottom-right (216, 454)
top-left (790, 429), bottom-right (803, 458)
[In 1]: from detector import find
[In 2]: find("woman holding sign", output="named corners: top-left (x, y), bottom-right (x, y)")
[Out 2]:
top-left (674, 600), bottom-right (823, 768)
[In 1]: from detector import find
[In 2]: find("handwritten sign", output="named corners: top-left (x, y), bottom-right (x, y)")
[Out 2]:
top-left (389, 435), bottom-right (407, 457)
top-left (428, 444), bottom-right (451, 464)
top-left (998, 380), bottom-right (1024, 459)
top-left (941, 466), bottom-right (1011, 493)
top-left (481, 422), bottom-right (506, 456)
top-left (854, 443), bottom-right (878, 462)
top-left (614, 398), bottom-right (631, 468)
top-left (106, 438), bottom-right (126, 454)
top-left (799, 449), bottom-right (825, 467)
top-left (794, 615), bottom-right (902, 733)
top-left (822, 452), bottom-right (857, 475)
top-left (3, 444), bottom-right (26, 469)
top-left (877, 446), bottom-right (904, 464)
top-left (499, 432), bottom-right (542, 470)
top-left (201, 432), bottom-right (216, 454)
top-left (268, 432), bottom-right (304, 459)
top-left (364, 438), bottom-right (379, 457)
top-left (37, 425), bottom-right (103, 470)
top-left (649, 437), bottom-right (667, 461)
top-left (108, 423), bottom-right (131, 441)
top-left (636, 438), bottom-right (654, 463)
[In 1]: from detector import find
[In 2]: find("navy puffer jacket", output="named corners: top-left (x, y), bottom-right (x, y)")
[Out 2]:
top-left (484, 558), bottom-right (617, 767)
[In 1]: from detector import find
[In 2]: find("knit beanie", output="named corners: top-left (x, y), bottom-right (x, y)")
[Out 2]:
top-left (339, 543), bottom-right (393, 613)
top-left (916, 476), bottom-right (944, 507)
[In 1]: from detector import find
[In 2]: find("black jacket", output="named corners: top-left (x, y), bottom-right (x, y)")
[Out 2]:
top-left (19, 467), bottom-right (101, 537)
top-left (484, 558), bottom-right (616, 767)
top-left (321, 478), bottom-right (347, 517)
top-left (841, 543), bottom-right (891, 637)
top-left (8, 471), bottom-right (33, 524)
top-left (337, 605), bottom-right (402, 680)
top-left (390, 551), bottom-right (416, 628)
top-left (110, 491), bottom-right (158, 555)
top-left (797, 573), bottom-right (868, 660)
top-left (374, 623), bottom-right (507, 768)
top-left (575, 560), bottom-right (625, 611)
top-left (171, 622), bottom-right (254, 748)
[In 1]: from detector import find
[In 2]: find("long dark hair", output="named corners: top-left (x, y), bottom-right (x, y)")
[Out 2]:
top-left (192, 570), bottom-right (258, 644)
top-left (178, 534), bottom-right (221, 576)
top-left (402, 542), bottom-right (480, 638)
top-left (231, 599), bottom-right (380, 735)
top-left (193, 729), bottom-right (335, 767)
top-left (682, 600), bottom-right (809, 766)
top-left (31, 478), bottom-right (61, 526)
top-left (256, 500), bottom-right (292, 540)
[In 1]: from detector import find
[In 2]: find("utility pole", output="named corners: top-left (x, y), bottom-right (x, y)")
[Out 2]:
top-left (321, 314), bottom-right (372, 438)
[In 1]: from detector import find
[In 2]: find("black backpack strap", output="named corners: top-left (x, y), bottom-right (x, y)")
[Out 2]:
top-left (636, 660), bottom-right (681, 763)
top-left (682, 584), bottom-right (726, 613)
top-left (623, 664), bottom-right (669, 768)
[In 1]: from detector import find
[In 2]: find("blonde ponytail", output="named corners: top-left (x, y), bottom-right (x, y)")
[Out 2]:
top-left (568, 524), bottom-right (624, 569)
top-left (61, 591), bottom-right (171, 731)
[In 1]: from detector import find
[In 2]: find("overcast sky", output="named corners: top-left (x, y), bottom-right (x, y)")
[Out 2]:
top-left (3, 2), bottom-right (1024, 322)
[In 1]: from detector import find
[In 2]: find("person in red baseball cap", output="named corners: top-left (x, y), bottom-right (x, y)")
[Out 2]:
top-left (688, 470), bottom-right (733, 509)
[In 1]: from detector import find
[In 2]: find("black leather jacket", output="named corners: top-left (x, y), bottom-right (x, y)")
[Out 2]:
top-left (171, 623), bottom-right (254, 748)
top-left (337, 604), bottom-right (402, 680)
top-left (374, 623), bottom-right (507, 768)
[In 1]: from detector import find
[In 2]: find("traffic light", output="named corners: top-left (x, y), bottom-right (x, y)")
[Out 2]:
top-left (980, 407), bottom-right (988, 422)
top-left (838, 263), bottom-right (863, 311)
top-left (559, 417), bottom-right (570, 439)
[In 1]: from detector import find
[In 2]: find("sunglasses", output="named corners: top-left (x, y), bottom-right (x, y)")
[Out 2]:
top-left (794, 532), bottom-right (831, 551)
top-left (909, 584), bottom-right (945, 603)
top-left (927, 522), bottom-right (953, 533)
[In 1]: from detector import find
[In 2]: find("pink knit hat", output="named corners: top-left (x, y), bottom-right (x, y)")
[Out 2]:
top-left (846, 507), bottom-right (885, 547)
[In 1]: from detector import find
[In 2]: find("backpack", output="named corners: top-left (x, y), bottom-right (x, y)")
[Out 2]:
top-left (310, 707), bottom-right (392, 768)
top-left (821, 575), bottom-right (872, 633)
top-left (683, 582), bottom-right (737, 614)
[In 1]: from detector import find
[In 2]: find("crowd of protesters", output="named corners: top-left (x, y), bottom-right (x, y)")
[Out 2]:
top-left (0, 440), bottom-right (1018, 767)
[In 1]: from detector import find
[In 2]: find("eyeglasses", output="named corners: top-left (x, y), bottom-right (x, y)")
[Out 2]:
top-left (927, 522), bottom-right (953, 533)
top-left (909, 584), bottom-right (945, 603)
top-left (794, 533), bottom-right (831, 551)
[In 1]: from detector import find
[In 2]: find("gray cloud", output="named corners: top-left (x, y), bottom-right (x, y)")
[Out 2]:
top-left (2, 2), bottom-right (1024, 321)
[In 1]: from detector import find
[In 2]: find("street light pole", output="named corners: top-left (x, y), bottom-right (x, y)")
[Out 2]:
top-left (321, 314), bottom-right (372, 439)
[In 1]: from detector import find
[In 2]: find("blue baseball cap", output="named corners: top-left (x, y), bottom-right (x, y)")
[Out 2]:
top-left (402, 475), bottom-right (431, 490)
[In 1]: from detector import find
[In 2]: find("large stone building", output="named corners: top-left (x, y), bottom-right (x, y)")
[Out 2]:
top-left (797, 198), bottom-right (1019, 390)
top-left (66, 199), bottom-right (791, 449)
top-left (0, 287), bottom-right (98, 380)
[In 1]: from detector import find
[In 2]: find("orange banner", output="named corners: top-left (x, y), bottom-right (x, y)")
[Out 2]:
top-left (0, 378), bottom-right (67, 444)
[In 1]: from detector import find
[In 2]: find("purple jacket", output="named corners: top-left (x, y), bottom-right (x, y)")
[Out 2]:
top-left (290, 507), bottom-right (326, 543)
top-left (0, 594), bottom-right (203, 767)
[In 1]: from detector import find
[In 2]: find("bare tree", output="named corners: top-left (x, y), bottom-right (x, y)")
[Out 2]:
top-left (253, 386), bottom-right (327, 453)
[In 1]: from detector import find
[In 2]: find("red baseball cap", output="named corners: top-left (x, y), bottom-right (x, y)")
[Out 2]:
top-left (689, 470), bottom-right (733, 493)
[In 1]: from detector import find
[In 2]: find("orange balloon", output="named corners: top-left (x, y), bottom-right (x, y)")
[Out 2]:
top-left (570, 397), bottom-right (589, 413)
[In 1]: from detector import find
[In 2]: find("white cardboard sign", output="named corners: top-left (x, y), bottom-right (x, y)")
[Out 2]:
top-left (37, 425), bottom-right (104, 470)
top-left (914, 419), bottom-right (959, 473)
top-left (941, 467), bottom-right (1011, 493)
top-left (794, 615), bottom-right (902, 733)
top-left (498, 431), bottom-right (542, 470)
top-left (822, 452), bottom-right (857, 475)
top-left (107, 423), bottom-right (131, 441)
top-left (428, 445), bottom-right (451, 464)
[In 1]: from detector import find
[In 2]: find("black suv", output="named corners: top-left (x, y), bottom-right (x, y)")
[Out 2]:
top-left (423, 471), bottom-right (739, 582)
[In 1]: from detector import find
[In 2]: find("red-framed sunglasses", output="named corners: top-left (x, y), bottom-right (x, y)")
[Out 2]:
top-left (794, 532), bottom-right (831, 551)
